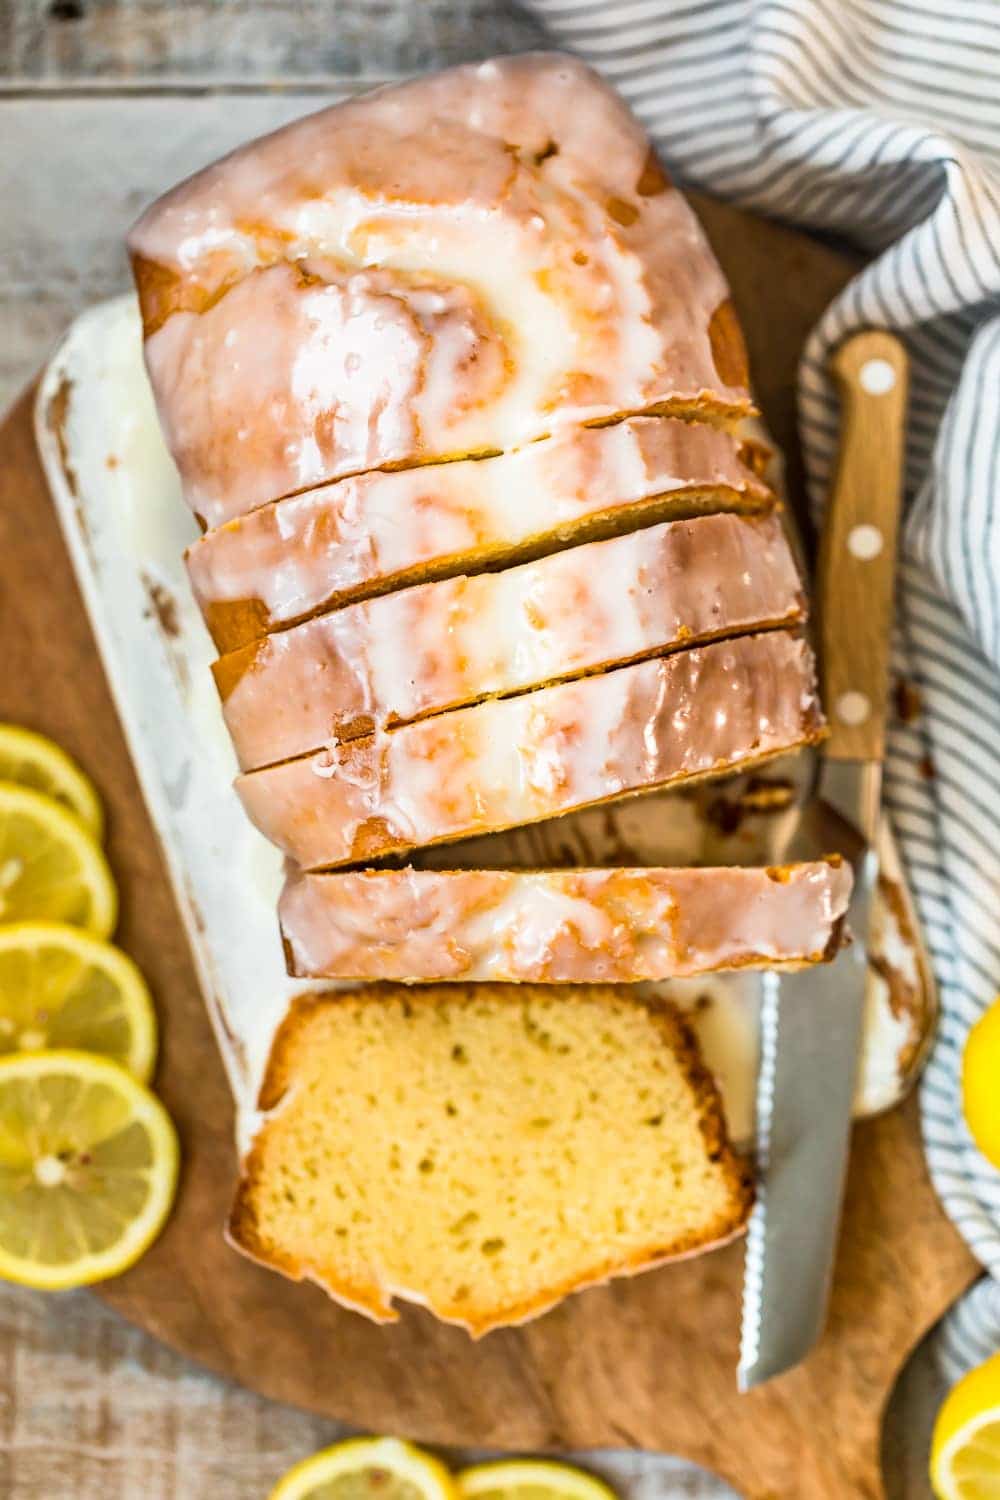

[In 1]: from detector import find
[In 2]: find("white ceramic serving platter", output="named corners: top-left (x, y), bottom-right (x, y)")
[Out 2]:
top-left (34, 295), bottom-right (925, 1150)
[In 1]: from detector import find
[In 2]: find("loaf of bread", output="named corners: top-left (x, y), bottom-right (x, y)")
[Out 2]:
top-left (228, 985), bottom-right (754, 1333)
top-left (128, 55), bottom-right (753, 529)
top-left (236, 630), bottom-right (824, 869)
top-left (121, 52), bottom-right (862, 1328)
top-left (186, 417), bottom-right (772, 654)
top-left (279, 860), bottom-right (851, 983)
top-left (214, 511), bottom-right (804, 771)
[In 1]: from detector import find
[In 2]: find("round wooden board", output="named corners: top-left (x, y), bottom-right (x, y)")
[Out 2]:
top-left (0, 196), bottom-right (978, 1499)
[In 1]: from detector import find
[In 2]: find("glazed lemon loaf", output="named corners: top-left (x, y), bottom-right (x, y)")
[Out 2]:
top-left (279, 860), bottom-right (851, 983)
top-left (186, 417), bottom-right (772, 654)
top-left (228, 985), bottom-right (754, 1333)
top-left (236, 630), bottom-right (824, 870)
top-left (214, 511), bottom-right (804, 771)
top-left (129, 54), bottom-right (753, 528)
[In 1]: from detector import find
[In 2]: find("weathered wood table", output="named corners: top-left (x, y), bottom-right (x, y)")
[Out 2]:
top-left (0, 3), bottom-right (959, 1495)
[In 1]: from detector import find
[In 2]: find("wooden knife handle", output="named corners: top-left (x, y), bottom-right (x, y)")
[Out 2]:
top-left (819, 329), bottom-right (909, 762)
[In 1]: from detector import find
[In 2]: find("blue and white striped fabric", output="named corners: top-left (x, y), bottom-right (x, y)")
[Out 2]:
top-left (937, 1277), bottom-right (1000, 1386)
top-left (526, 0), bottom-right (1000, 1345)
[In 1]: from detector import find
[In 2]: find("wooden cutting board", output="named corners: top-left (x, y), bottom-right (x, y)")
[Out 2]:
top-left (0, 196), bottom-right (977, 1500)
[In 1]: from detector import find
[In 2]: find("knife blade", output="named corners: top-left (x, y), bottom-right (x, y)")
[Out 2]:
top-left (739, 329), bottom-right (910, 1389)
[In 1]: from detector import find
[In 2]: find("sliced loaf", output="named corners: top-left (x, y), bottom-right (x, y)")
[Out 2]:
top-left (214, 510), bottom-right (804, 771)
top-left (279, 860), bottom-right (851, 983)
top-left (186, 417), bottom-right (772, 653)
top-left (235, 630), bottom-right (825, 870)
top-left (228, 985), bottom-right (754, 1334)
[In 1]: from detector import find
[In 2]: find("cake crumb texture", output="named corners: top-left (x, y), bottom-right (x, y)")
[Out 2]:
top-left (229, 984), bottom-right (753, 1335)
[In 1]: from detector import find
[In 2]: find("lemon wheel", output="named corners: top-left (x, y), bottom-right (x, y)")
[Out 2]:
top-left (0, 725), bottom-right (103, 839)
top-left (270, 1437), bottom-right (460, 1500)
top-left (932, 1350), bottom-right (1000, 1498)
top-left (0, 781), bottom-right (116, 935)
top-left (458, 1462), bottom-right (618, 1500)
top-left (0, 922), bottom-right (156, 1081)
top-left (0, 1050), bottom-right (178, 1289)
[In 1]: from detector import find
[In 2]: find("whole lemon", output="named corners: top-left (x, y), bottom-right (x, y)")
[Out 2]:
top-left (962, 996), bottom-right (1000, 1170)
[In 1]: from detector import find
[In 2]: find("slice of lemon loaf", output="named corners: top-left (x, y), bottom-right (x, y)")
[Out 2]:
top-left (214, 510), bottom-right (804, 771)
top-left (186, 416), bottom-right (772, 654)
top-left (228, 985), bottom-right (754, 1333)
top-left (128, 54), bottom-right (752, 528)
top-left (279, 860), bottom-right (851, 983)
top-left (235, 630), bottom-right (825, 870)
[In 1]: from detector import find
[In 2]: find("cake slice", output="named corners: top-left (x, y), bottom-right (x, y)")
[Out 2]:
top-left (279, 860), bottom-right (851, 983)
top-left (228, 985), bottom-right (754, 1333)
top-left (214, 511), bottom-right (804, 771)
top-left (187, 416), bottom-right (772, 654)
top-left (128, 54), bottom-right (752, 527)
top-left (236, 630), bottom-right (825, 870)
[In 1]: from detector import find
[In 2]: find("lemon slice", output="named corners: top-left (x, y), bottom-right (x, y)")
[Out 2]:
top-left (0, 1050), bottom-right (177, 1289)
top-left (0, 923), bottom-right (155, 1082)
top-left (963, 996), bottom-right (1000, 1170)
top-left (270, 1438), bottom-right (460, 1500)
top-left (931, 1351), bottom-right (1000, 1498)
top-left (0, 782), bottom-right (116, 936)
top-left (0, 725), bottom-right (103, 839)
top-left (458, 1463), bottom-right (618, 1500)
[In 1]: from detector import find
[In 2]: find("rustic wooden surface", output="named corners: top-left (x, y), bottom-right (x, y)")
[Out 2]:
top-left (0, 0), bottom-right (543, 84)
top-left (0, 167), bottom-right (979, 1495)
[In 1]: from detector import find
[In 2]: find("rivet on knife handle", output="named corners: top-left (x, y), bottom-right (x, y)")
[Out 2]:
top-left (819, 329), bottom-right (909, 764)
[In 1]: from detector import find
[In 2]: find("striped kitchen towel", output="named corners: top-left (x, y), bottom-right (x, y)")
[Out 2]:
top-left (526, 0), bottom-right (1000, 1315)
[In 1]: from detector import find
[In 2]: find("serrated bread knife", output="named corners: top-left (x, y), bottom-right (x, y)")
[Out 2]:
top-left (738, 329), bottom-right (910, 1389)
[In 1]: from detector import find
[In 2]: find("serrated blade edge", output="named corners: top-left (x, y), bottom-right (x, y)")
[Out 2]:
top-left (738, 970), bottom-right (780, 1388)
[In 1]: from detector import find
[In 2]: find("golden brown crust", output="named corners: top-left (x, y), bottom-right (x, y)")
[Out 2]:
top-left (707, 298), bottom-right (751, 391)
top-left (130, 253), bottom-right (187, 338)
top-left (131, 251), bottom-right (254, 338)
top-left (203, 596), bottom-right (271, 653)
top-left (635, 147), bottom-right (673, 198)
top-left (211, 637), bottom-right (265, 702)
top-left (226, 1191), bottom-right (400, 1324)
top-left (253, 987), bottom-right (339, 1110)
top-left (229, 984), bottom-right (754, 1335)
